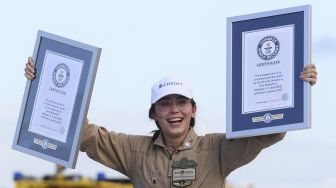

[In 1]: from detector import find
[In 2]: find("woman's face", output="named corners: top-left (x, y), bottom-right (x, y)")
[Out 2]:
top-left (152, 94), bottom-right (196, 142)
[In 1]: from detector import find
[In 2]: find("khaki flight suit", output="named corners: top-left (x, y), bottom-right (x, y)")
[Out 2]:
top-left (80, 123), bottom-right (285, 188)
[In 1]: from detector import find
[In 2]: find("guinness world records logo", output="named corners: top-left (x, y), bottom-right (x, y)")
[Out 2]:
top-left (53, 63), bottom-right (70, 88)
top-left (42, 139), bottom-right (49, 149)
top-left (257, 36), bottom-right (280, 60)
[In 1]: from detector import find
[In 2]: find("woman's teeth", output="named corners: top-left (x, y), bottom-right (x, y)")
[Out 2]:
top-left (168, 118), bottom-right (183, 123)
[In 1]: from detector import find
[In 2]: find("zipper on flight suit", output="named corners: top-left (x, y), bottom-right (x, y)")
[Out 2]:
top-left (165, 149), bottom-right (177, 188)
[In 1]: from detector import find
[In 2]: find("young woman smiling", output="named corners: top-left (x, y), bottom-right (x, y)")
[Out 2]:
top-left (25, 58), bottom-right (317, 188)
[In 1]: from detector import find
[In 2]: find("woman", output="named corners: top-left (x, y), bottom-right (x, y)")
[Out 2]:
top-left (25, 57), bottom-right (317, 187)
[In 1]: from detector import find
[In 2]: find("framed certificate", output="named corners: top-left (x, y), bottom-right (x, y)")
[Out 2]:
top-left (12, 30), bottom-right (101, 168)
top-left (226, 5), bottom-right (311, 139)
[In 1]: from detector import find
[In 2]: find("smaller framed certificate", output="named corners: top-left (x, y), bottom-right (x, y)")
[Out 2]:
top-left (226, 5), bottom-right (311, 139)
top-left (12, 30), bottom-right (101, 168)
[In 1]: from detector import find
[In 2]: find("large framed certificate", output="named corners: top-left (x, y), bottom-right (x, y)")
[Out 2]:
top-left (12, 30), bottom-right (101, 168)
top-left (226, 5), bottom-right (311, 138)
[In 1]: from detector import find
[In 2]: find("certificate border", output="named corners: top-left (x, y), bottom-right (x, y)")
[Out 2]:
top-left (12, 30), bottom-right (101, 168)
top-left (226, 5), bottom-right (311, 138)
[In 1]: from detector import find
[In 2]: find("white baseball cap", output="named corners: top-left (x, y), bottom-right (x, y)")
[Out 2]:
top-left (151, 75), bottom-right (193, 104)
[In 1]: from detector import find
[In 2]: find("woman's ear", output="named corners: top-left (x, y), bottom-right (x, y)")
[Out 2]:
top-left (191, 106), bottom-right (197, 118)
top-left (150, 111), bottom-right (157, 120)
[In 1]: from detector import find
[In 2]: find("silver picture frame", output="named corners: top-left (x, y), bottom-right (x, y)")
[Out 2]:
top-left (12, 30), bottom-right (101, 168)
top-left (226, 5), bottom-right (311, 139)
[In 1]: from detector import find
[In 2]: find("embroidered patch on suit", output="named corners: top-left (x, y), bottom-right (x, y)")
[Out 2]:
top-left (171, 157), bottom-right (197, 187)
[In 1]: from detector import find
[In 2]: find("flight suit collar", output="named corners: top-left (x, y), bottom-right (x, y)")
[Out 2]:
top-left (153, 128), bottom-right (198, 150)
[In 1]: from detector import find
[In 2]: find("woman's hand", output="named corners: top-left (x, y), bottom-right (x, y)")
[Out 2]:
top-left (24, 57), bottom-right (35, 80)
top-left (300, 63), bottom-right (317, 86)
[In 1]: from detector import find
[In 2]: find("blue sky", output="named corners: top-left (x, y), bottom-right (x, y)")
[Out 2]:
top-left (1, 0), bottom-right (335, 187)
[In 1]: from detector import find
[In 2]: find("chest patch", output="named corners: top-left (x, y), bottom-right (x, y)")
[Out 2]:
top-left (171, 157), bottom-right (197, 187)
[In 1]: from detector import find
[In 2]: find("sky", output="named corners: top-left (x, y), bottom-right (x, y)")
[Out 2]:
top-left (1, 0), bottom-right (335, 187)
